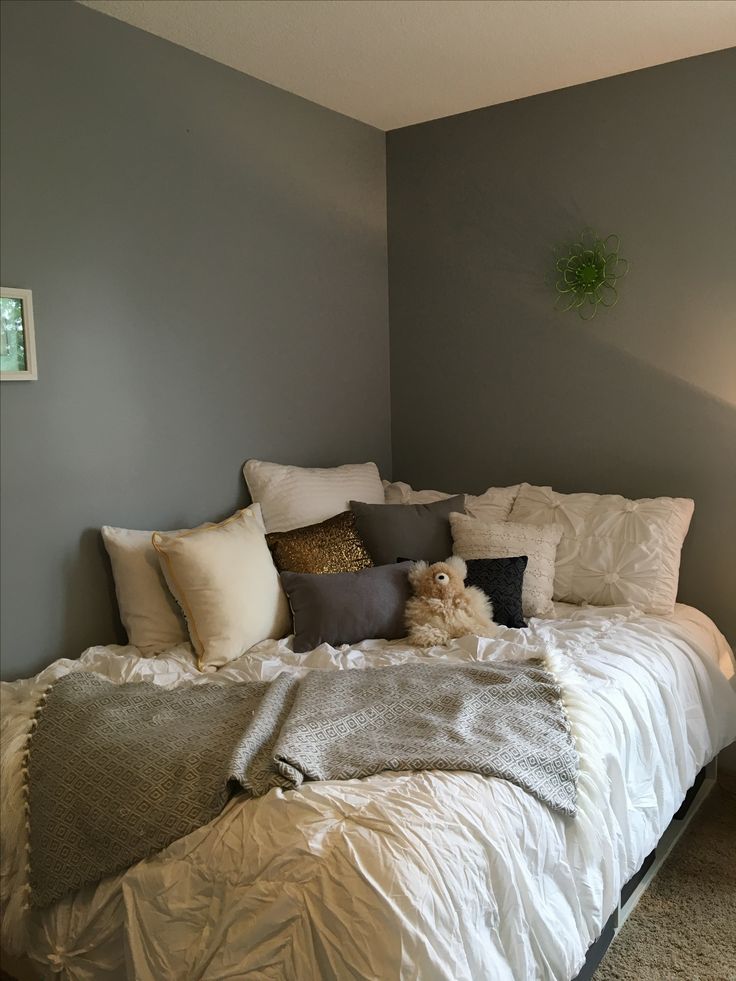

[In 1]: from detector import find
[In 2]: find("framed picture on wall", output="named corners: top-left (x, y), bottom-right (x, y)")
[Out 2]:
top-left (1, 286), bottom-right (37, 381)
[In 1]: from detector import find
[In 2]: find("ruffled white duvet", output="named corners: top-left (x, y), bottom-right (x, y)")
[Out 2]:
top-left (1, 604), bottom-right (735, 981)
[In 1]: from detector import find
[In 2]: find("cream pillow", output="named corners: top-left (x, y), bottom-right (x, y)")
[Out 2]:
top-left (102, 526), bottom-right (189, 655)
top-left (450, 513), bottom-right (562, 618)
top-left (152, 505), bottom-right (290, 671)
top-left (384, 480), bottom-right (519, 524)
top-left (508, 483), bottom-right (694, 613)
top-left (244, 460), bottom-right (384, 533)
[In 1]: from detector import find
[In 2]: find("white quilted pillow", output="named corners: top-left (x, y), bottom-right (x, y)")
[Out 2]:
top-left (508, 483), bottom-right (694, 614)
top-left (450, 513), bottom-right (562, 618)
top-left (244, 460), bottom-right (384, 533)
top-left (384, 480), bottom-right (520, 524)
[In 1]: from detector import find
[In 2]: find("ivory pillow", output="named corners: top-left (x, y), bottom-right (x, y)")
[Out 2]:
top-left (102, 526), bottom-right (189, 655)
top-left (383, 480), bottom-right (519, 524)
top-left (508, 483), bottom-right (694, 613)
top-left (450, 513), bottom-right (562, 618)
top-left (244, 460), bottom-right (384, 533)
top-left (152, 505), bottom-right (290, 671)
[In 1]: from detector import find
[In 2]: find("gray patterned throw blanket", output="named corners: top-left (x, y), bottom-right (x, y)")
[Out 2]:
top-left (28, 660), bottom-right (577, 907)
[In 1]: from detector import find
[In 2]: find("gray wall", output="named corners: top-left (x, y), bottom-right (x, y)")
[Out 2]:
top-left (387, 50), bottom-right (736, 643)
top-left (2, 3), bottom-right (733, 681)
top-left (0, 0), bottom-right (390, 680)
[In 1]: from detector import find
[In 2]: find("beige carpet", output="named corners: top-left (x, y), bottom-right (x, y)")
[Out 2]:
top-left (594, 776), bottom-right (736, 981)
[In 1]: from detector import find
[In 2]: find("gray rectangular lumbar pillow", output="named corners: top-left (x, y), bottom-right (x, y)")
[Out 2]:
top-left (281, 562), bottom-right (413, 653)
top-left (350, 495), bottom-right (465, 566)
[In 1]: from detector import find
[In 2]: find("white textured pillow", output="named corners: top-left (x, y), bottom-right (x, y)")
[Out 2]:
top-left (244, 460), bottom-right (384, 533)
top-left (152, 505), bottom-right (290, 671)
top-left (508, 484), bottom-right (694, 613)
top-left (450, 513), bottom-right (562, 618)
top-left (384, 480), bottom-right (520, 524)
top-left (102, 526), bottom-right (189, 655)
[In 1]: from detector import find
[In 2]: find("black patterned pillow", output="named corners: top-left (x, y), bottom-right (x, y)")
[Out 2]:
top-left (464, 557), bottom-right (528, 629)
top-left (397, 555), bottom-right (528, 629)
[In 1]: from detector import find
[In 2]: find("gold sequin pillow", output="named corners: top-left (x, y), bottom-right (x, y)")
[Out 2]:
top-left (266, 511), bottom-right (373, 575)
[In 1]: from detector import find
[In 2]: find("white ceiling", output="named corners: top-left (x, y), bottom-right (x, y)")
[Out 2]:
top-left (80, 0), bottom-right (736, 130)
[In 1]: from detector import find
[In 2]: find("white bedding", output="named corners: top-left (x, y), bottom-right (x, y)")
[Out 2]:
top-left (1, 603), bottom-right (735, 981)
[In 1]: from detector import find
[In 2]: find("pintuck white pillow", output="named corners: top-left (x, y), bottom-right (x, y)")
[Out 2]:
top-left (152, 505), bottom-right (291, 671)
top-left (508, 483), bottom-right (694, 614)
top-left (102, 526), bottom-right (190, 655)
top-left (450, 513), bottom-right (562, 618)
top-left (244, 460), bottom-right (384, 533)
top-left (384, 480), bottom-right (520, 524)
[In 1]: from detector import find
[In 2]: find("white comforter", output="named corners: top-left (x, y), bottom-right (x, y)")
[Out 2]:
top-left (1, 604), bottom-right (735, 981)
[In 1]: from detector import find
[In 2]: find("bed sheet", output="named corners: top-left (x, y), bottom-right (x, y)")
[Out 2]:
top-left (1, 603), bottom-right (735, 980)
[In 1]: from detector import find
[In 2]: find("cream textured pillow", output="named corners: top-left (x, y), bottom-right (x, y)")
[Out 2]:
top-left (102, 526), bottom-right (189, 655)
top-left (152, 505), bottom-right (291, 671)
top-left (244, 460), bottom-right (384, 533)
top-left (384, 480), bottom-right (520, 524)
top-left (450, 513), bottom-right (562, 618)
top-left (508, 484), bottom-right (694, 613)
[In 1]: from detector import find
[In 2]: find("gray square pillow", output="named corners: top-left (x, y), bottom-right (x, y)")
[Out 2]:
top-left (350, 496), bottom-right (465, 566)
top-left (281, 562), bottom-right (413, 653)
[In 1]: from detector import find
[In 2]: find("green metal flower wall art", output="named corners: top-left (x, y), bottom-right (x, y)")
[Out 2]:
top-left (554, 230), bottom-right (629, 321)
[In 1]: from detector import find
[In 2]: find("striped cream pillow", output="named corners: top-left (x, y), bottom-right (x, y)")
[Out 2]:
top-left (244, 459), bottom-right (384, 533)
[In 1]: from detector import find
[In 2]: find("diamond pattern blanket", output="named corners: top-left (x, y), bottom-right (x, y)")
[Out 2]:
top-left (27, 660), bottom-right (577, 908)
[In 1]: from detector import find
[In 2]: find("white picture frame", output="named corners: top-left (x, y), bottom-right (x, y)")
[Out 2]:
top-left (1, 286), bottom-right (37, 381)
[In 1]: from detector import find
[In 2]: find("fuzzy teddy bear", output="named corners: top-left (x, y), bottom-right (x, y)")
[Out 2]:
top-left (404, 556), bottom-right (499, 647)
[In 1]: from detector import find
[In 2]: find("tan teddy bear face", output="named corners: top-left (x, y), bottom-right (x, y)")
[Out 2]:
top-left (408, 557), bottom-right (468, 601)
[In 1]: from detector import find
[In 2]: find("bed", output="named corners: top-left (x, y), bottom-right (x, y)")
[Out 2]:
top-left (1, 601), bottom-right (734, 981)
